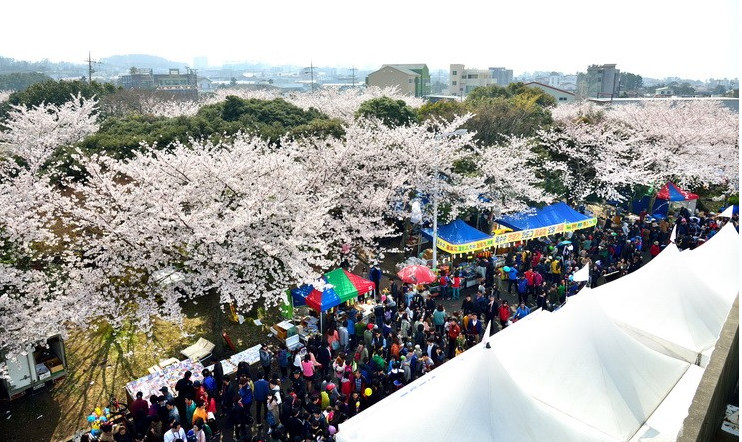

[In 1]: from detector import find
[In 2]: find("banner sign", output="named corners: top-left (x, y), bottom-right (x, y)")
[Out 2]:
top-left (434, 217), bottom-right (597, 254)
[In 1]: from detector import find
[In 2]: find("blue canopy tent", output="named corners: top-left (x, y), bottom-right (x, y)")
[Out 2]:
top-left (421, 219), bottom-right (493, 254)
top-left (496, 202), bottom-right (592, 231)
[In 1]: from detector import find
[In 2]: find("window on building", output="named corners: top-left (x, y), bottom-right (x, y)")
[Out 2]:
top-left (559, 97), bottom-right (567, 101)
top-left (452, 81), bottom-right (457, 86)
top-left (452, 70), bottom-right (457, 75)
top-left (409, 79), bottom-right (414, 84)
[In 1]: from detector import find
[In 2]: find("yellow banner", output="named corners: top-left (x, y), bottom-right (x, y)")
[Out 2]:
top-left (433, 218), bottom-right (597, 254)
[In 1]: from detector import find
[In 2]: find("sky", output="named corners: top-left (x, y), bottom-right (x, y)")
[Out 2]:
top-left (2, 0), bottom-right (739, 80)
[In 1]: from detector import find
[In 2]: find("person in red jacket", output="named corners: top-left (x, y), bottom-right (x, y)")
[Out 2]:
top-left (499, 300), bottom-right (511, 329)
top-left (446, 318), bottom-right (461, 359)
top-left (649, 241), bottom-right (661, 259)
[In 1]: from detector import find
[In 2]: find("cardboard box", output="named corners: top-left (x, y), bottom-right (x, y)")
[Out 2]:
top-left (45, 358), bottom-right (64, 374)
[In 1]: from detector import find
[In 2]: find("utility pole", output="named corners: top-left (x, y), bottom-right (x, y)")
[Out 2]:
top-left (86, 51), bottom-right (99, 84)
top-left (350, 66), bottom-right (357, 87)
top-left (310, 61), bottom-right (314, 92)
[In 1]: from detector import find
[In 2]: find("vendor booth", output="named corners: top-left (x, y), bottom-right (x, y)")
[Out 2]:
top-left (631, 182), bottom-right (699, 218)
top-left (421, 219), bottom-right (497, 287)
top-left (421, 219), bottom-right (493, 255)
top-left (290, 268), bottom-right (375, 333)
top-left (493, 202), bottom-right (597, 245)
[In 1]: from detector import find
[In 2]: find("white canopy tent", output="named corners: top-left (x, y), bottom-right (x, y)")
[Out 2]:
top-left (493, 296), bottom-right (691, 441)
top-left (579, 223), bottom-right (739, 365)
top-left (337, 324), bottom-right (618, 442)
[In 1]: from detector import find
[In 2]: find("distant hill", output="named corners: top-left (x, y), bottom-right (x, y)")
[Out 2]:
top-left (100, 54), bottom-right (188, 73)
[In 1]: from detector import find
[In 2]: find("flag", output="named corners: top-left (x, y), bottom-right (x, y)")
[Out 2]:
top-left (669, 225), bottom-right (677, 243)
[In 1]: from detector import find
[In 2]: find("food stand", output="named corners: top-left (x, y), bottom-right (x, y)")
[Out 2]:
top-left (125, 359), bottom-right (205, 401)
top-left (290, 268), bottom-right (376, 334)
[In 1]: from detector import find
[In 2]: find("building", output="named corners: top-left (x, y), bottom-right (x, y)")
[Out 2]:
top-left (577, 64), bottom-right (620, 99)
top-left (119, 68), bottom-right (199, 98)
top-left (524, 81), bottom-right (576, 104)
top-left (449, 64), bottom-right (494, 96)
top-left (119, 68), bottom-right (156, 89)
top-left (655, 87), bottom-right (673, 97)
top-left (489, 67), bottom-right (514, 86)
top-left (366, 64), bottom-right (430, 97)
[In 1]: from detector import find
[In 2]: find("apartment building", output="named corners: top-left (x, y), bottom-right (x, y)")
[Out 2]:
top-left (366, 64), bottom-right (431, 97)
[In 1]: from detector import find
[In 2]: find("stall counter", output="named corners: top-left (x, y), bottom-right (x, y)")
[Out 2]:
top-left (125, 359), bottom-right (205, 400)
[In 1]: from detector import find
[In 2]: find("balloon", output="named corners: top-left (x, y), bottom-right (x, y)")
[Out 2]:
top-left (91, 422), bottom-right (100, 430)
top-left (502, 266), bottom-right (511, 272)
top-left (381, 294), bottom-right (387, 302)
top-left (328, 425), bottom-right (337, 435)
top-left (99, 416), bottom-right (107, 422)
top-left (91, 429), bottom-right (100, 436)
top-left (87, 415), bottom-right (96, 423)
top-left (104, 408), bottom-right (110, 415)
top-left (364, 387), bottom-right (372, 396)
top-left (94, 407), bottom-right (102, 416)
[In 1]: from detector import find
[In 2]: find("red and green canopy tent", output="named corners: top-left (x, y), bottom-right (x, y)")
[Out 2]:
top-left (290, 268), bottom-right (375, 313)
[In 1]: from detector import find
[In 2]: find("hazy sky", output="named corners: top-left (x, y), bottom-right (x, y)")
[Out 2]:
top-left (3, 0), bottom-right (738, 80)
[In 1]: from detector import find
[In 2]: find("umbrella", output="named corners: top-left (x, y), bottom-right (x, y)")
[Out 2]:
top-left (557, 240), bottom-right (572, 246)
top-left (397, 265), bottom-right (437, 285)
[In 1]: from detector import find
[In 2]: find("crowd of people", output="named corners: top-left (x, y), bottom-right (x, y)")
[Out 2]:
top-left (78, 207), bottom-right (737, 442)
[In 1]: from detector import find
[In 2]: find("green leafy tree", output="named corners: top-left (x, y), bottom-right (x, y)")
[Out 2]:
top-left (619, 72), bottom-right (643, 91)
top-left (1, 79), bottom-right (117, 120)
top-left (418, 100), bottom-right (468, 123)
top-left (465, 82), bottom-right (556, 108)
top-left (355, 96), bottom-right (418, 127)
top-left (0, 72), bottom-right (52, 92)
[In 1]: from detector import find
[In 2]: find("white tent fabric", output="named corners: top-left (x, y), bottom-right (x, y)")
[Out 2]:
top-left (629, 364), bottom-right (704, 442)
top-left (684, 222), bottom-right (739, 305)
top-left (718, 205), bottom-right (735, 218)
top-left (582, 223), bottom-right (739, 364)
top-left (493, 295), bottom-right (690, 441)
top-left (337, 337), bottom-right (617, 442)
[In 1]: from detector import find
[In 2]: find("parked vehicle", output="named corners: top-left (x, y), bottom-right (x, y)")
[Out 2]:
top-left (0, 335), bottom-right (67, 400)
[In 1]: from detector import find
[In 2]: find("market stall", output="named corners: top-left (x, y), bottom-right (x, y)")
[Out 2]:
top-left (631, 182), bottom-right (699, 218)
top-left (421, 219), bottom-right (494, 256)
top-left (125, 359), bottom-right (205, 401)
top-left (420, 219), bottom-right (498, 287)
top-left (494, 202), bottom-right (597, 246)
top-left (290, 268), bottom-right (375, 333)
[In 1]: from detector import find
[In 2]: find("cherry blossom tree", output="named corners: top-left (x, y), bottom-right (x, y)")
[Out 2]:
top-left (0, 95), bottom-right (99, 354)
top-left (478, 135), bottom-right (554, 212)
top-left (608, 99), bottom-right (739, 192)
top-left (538, 100), bottom-right (739, 203)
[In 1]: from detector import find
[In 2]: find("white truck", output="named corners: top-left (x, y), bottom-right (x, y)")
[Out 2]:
top-left (0, 335), bottom-right (67, 400)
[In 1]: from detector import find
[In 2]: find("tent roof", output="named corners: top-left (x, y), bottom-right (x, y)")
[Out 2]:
top-left (656, 182), bottom-right (698, 201)
top-left (579, 222), bottom-right (739, 364)
top-left (290, 269), bottom-right (375, 312)
top-left (338, 339), bottom-right (615, 442)
top-left (496, 202), bottom-right (592, 231)
top-left (493, 296), bottom-right (690, 441)
top-left (421, 219), bottom-right (492, 244)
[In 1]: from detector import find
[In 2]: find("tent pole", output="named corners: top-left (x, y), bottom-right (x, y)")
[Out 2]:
top-left (432, 197), bottom-right (438, 270)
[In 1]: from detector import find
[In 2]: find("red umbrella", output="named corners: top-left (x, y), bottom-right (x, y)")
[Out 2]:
top-left (397, 265), bottom-right (437, 284)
